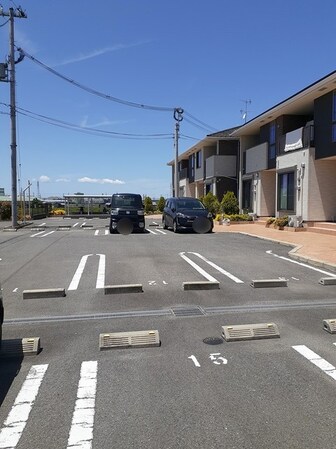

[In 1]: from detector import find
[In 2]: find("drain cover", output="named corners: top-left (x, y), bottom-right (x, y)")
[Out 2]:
top-left (323, 319), bottom-right (336, 333)
top-left (99, 330), bottom-right (160, 350)
top-left (222, 323), bottom-right (280, 341)
top-left (172, 307), bottom-right (205, 317)
top-left (0, 337), bottom-right (41, 357)
top-left (203, 337), bottom-right (223, 345)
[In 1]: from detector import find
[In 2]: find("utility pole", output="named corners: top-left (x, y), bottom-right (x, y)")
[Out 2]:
top-left (173, 108), bottom-right (183, 197)
top-left (0, 6), bottom-right (27, 228)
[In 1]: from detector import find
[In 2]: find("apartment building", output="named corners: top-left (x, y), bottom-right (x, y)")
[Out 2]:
top-left (231, 70), bottom-right (336, 222)
top-left (168, 127), bottom-right (240, 200)
top-left (169, 71), bottom-right (336, 223)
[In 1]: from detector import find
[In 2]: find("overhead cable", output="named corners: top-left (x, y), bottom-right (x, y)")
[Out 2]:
top-left (0, 103), bottom-right (173, 140)
top-left (18, 47), bottom-right (175, 112)
top-left (184, 110), bottom-right (218, 132)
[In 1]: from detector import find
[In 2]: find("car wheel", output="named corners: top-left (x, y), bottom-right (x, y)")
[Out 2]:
top-left (173, 220), bottom-right (179, 233)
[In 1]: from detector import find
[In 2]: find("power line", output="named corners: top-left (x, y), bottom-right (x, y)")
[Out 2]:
top-left (19, 47), bottom-right (175, 113)
top-left (184, 110), bottom-right (218, 132)
top-left (0, 103), bottom-right (173, 140)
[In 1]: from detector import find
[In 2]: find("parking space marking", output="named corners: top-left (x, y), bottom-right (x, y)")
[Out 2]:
top-left (66, 361), bottom-right (97, 449)
top-left (96, 254), bottom-right (105, 289)
top-left (68, 255), bottom-right (93, 291)
top-left (41, 231), bottom-right (55, 238)
top-left (147, 229), bottom-right (157, 235)
top-left (179, 252), bottom-right (218, 282)
top-left (155, 229), bottom-right (167, 235)
top-left (266, 250), bottom-right (336, 277)
top-left (189, 252), bottom-right (244, 283)
top-left (72, 222), bottom-right (79, 227)
top-left (94, 230), bottom-right (99, 236)
top-left (30, 231), bottom-right (45, 237)
top-left (0, 364), bottom-right (48, 449)
top-left (38, 222), bottom-right (46, 227)
top-left (292, 345), bottom-right (336, 381)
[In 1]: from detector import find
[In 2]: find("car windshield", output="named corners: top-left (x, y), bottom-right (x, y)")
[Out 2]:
top-left (176, 200), bottom-right (205, 210)
top-left (111, 195), bottom-right (143, 209)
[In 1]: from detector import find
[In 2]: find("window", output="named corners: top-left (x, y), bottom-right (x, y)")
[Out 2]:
top-left (278, 172), bottom-right (295, 211)
top-left (332, 91), bottom-right (336, 142)
top-left (242, 180), bottom-right (252, 211)
top-left (269, 122), bottom-right (276, 159)
top-left (196, 150), bottom-right (202, 168)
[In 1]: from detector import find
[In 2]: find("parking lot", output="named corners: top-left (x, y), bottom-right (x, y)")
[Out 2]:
top-left (1, 216), bottom-right (336, 448)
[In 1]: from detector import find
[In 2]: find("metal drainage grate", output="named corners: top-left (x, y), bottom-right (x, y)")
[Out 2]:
top-left (222, 323), bottom-right (280, 342)
top-left (172, 307), bottom-right (205, 317)
top-left (0, 337), bottom-right (41, 357)
top-left (319, 277), bottom-right (336, 286)
top-left (323, 319), bottom-right (336, 334)
top-left (99, 330), bottom-right (160, 350)
top-left (250, 279), bottom-right (287, 288)
top-left (203, 336), bottom-right (223, 345)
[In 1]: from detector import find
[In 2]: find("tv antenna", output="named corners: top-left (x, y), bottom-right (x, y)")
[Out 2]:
top-left (240, 99), bottom-right (251, 123)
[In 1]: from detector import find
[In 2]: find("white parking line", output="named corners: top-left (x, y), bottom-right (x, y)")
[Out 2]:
top-left (67, 361), bottom-right (97, 449)
top-left (68, 255), bottom-right (92, 291)
top-left (147, 229), bottom-right (157, 235)
top-left (266, 250), bottom-right (336, 277)
top-left (96, 254), bottom-right (105, 289)
top-left (38, 222), bottom-right (46, 227)
top-left (155, 229), bottom-right (166, 235)
top-left (189, 252), bottom-right (244, 283)
top-left (179, 252), bottom-right (218, 282)
top-left (72, 222), bottom-right (79, 228)
top-left (41, 231), bottom-right (55, 238)
top-left (30, 231), bottom-right (45, 237)
top-left (104, 230), bottom-right (109, 235)
top-left (94, 230), bottom-right (99, 236)
top-left (292, 345), bottom-right (336, 381)
top-left (0, 364), bottom-right (48, 449)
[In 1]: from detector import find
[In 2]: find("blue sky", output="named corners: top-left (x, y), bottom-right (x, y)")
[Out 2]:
top-left (0, 0), bottom-right (335, 199)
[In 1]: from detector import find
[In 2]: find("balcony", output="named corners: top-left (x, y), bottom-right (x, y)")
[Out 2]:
top-left (206, 155), bottom-right (237, 179)
top-left (244, 142), bottom-right (268, 174)
top-left (179, 167), bottom-right (188, 180)
top-left (279, 125), bottom-right (314, 155)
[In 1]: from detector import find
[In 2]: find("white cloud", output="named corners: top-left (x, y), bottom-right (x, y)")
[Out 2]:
top-left (78, 177), bottom-right (125, 185)
top-left (39, 175), bottom-right (51, 183)
top-left (56, 41), bottom-right (150, 67)
top-left (56, 178), bottom-right (71, 183)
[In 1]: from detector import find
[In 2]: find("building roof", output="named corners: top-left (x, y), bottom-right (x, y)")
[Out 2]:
top-left (168, 125), bottom-right (241, 165)
top-left (231, 70), bottom-right (336, 137)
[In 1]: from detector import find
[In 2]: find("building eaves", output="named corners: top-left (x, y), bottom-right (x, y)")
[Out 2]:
top-left (231, 69), bottom-right (336, 137)
top-left (167, 125), bottom-right (241, 165)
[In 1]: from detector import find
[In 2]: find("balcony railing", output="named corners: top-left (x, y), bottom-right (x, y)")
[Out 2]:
top-left (279, 125), bottom-right (314, 155)
top-left (179, 167), bottom-right (188, 180)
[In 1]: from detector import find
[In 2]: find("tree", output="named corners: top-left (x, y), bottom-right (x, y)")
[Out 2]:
top-left (201, 192), bottom-right (220, 215)
top-left (221, 191), bottom-right (239, 215)
top-left (157, 196), bottom-right (165, 212)
top-left (143, 196), bottom-right (153, 214)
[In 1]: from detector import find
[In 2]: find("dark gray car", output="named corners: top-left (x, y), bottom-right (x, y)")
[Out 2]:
top-left (162, 197), bottom-right (213, 233)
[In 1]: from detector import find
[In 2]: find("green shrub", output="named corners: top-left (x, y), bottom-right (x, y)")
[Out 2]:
top-left (274, 216), bottom-right (288, 228)
top-left (226, 214), bottom-right (252, 221)
top-left (143, 196), bottom-right (153, 214)
top-left (0, 202), bottom-right (11, 220)
top-left (157, 196), bottom-right (165, 213)
top-left (201, 192), bottom-right (220, 215)
top-left (221, 191), bottom-right (239, 215)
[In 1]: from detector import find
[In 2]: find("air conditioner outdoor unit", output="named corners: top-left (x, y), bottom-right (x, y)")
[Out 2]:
top-left (288, 215), bottom-right (302, 228)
